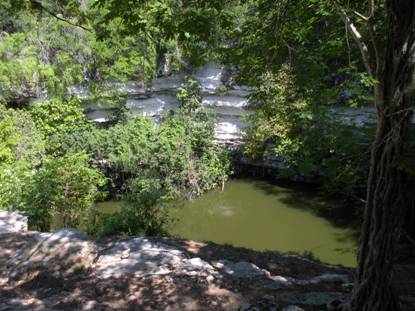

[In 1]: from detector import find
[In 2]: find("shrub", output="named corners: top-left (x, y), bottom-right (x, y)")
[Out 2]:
top-left (31, 99), bottom-right (87, 153)
top-left (92, 172), bottom-right (169, 237)
top-left (26, 153), bottom-right (107, 231)
top-left (0, 106), bottom-right (45, 211)
top-left (0, 161), bottom-right (33, 211)
top-left (0, 105), bottom-right (19, 164)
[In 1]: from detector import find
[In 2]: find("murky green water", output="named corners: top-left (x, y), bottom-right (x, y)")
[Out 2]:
top-left (167, 179), bottom-right (357, 267)
top-left (95, 179), bottom-right (357, 267)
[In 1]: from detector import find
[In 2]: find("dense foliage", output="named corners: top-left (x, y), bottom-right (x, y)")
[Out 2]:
top-left (27, 153), bottom-right (107, 231)
top-left (0, 83), bottom-right (229, 235)
top-left (1, 0), bottom-right (412, 238)
top-left (244, 65), bottom-right (374, 210)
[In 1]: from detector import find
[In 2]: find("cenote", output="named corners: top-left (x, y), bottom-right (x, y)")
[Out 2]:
top-left (96, 179), bottom-right (357, 267)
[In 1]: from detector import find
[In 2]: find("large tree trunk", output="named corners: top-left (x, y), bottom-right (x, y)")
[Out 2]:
top-left (348, 1), bottom-right (415, 310)
top-left (348, 91), bottom-right (413, 311)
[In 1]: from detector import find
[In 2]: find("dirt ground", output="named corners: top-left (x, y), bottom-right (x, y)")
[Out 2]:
top-left (0, 233), bottom-right (414, 311)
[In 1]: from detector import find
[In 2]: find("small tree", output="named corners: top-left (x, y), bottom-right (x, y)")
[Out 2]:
top-left (244, 66), bottom-right (315, 165)
top-left (27, 153), bottom-right (106, 231)
top-left (176, 78), bottom-right (202, 114)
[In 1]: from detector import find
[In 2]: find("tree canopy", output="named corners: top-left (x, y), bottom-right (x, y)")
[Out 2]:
top-left (0, 1), bottom-right (414, 309)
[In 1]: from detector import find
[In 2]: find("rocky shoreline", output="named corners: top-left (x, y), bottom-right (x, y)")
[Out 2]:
top-left (1, 211), bottom-right (414, 311)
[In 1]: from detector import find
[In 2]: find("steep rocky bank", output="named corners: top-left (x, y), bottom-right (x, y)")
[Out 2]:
top-left (1, 211), bottom-right (414, 311)
top-left (77, 62), bottom-right (251, 147)
top-left (71, 62), bottom-right (409, 148)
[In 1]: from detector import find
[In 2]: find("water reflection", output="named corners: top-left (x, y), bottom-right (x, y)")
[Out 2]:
top-left (168, 179), bottom-right (358, 267)
top-left (93, 179), bottom-right (358, 266)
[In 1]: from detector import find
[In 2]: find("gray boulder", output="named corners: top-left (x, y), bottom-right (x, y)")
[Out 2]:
top-left (0, 210), bottom-right (28, 233)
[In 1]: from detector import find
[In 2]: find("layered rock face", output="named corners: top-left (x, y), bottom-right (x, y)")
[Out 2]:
top-left (79, 62), bottom-right (251, 146)
top-left (74, 62), bottom-right (415, 148)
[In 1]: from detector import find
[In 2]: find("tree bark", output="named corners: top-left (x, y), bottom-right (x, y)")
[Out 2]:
top-left (348, 1), bottom-right (415, 310)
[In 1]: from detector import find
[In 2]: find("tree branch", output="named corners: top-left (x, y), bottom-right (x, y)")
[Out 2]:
top-left (368, 19), bottom-right (381, 76)
top-left (353, 10), bottom-right (369, 22)
top-left (345, 22), bottom-right (352, 66)
top-left (332, 0), bottom-right (374, 77)
top-left (368, 0), bottom-right (375, 18)
top-left (31, 1), bottom-right (92, 32)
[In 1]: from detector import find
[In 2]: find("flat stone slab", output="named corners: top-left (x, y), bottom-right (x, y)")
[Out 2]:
top-left (178, 257), bottom-right (217, 277)
top-left (0, 210), bottom-right (28, 233)
top-left (94, 237), bottom-right (187, 278)
top-left (214, 260), bottom-right (270, 278)
top-left (296, 273), bottom-right (349, 285)
top-left (278, 291), bottom-right (346, 306)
